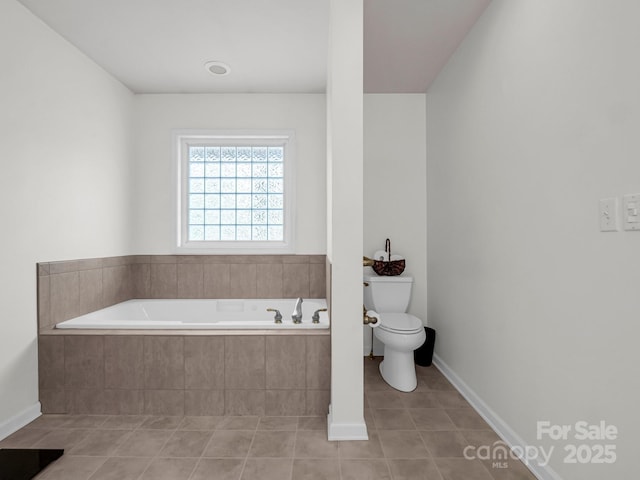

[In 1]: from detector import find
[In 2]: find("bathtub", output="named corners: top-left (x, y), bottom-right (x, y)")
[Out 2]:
top-left (55, 298), bottom-right (329, 330)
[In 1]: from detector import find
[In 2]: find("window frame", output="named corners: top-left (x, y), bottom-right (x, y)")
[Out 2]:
top-left (174, 130), bottom-right (296, 253)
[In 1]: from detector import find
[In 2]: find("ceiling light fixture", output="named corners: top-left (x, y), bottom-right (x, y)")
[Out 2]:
top-left (204, 61), bottom-right (231, 76)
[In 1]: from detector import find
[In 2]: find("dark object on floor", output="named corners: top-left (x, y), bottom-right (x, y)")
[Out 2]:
top-left (0, 449), bottom-right (63, 480)
top-left (414, 327), bottom-right (436, 366)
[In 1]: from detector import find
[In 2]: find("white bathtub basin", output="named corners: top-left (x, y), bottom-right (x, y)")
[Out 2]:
top-left (55, 298), bottom-right (329, 330)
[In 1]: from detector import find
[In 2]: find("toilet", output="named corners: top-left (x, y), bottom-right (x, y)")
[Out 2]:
top-left (364, 274), bottom-right (426, 392)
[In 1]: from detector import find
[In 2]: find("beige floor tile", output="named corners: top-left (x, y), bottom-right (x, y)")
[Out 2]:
top-left (372, 409), bottom-right (416, 430)
top-left (415, 365), bottom-right (442, 377)
top-left (338, 431), bottom-right (384, 459)
top-left (364, 409), bottom-right (376, 430)
top-left (0, 427), bottom-right (52, 447)
top-left (400, 391), bottom-right (440, 409)
top-left (387, 458), bottom-right (443, 480)
top-left (445, 408), bottom-right (491, 430)
top-left (420, 430), bottom-right (470, 458)
top-left (87, 457), bottom-right (150, 480)
top-left (417, 376), bottom-right (456, 392)
top-left (292, 458), bottom-right (340, 479)
top-left (378, 430), bottom-right (430, 459)
top-left (113, 429), bottom-right (173, 457)
top-left (203, 430), bottom-right (254, 457)
top-left (409, 408), bottom-right (456, 431)
top-left (159, 430), bottom-right (213, 457)
top-left (363, 358), bottom-right (383, 374)
top-left (340, 459), bottom-right (391, 480)
top-left (178, 416), bottom-right (223, 430)
top-left (100, 415), bottom-right (147, 430)
top-left (62, 415), bottom-right (108, 429)
top-left (217, 416), bottom-right (259, 430)
top-left (241, 458), bottom-right (293, 480)
top-left (258, 416), bottom-right (298, 431)
top-left (190, 458), bottom-right (244, 480)
top-left (297, 416), bottom-right (326, 430)
top-left (139, 415), bottom-right (183, 430)
top-left (139, 457), bottom-right (198, 480)
top-left (33, 428), bottom-right (91, 450)
top-left (248, 430), bottom-right (296, 457)
top-left (36, 455), bottom-right (106, 480)
top-left (68, 429), bottom-right (131, 456)
top-left (363, 364), bottom-right (388, 378)
top-left (432, 391), bottom-right (470, 409)
top-left (364, 375), bottom-right (395, 392)
top-left (366, 390), bottom-right (404, 409)
top-left (434, 458), bottom-right (493, 480)
top-left (26, 415), bottom-right (71, 429)
top-left (294, 430), bottom-right (339, 458)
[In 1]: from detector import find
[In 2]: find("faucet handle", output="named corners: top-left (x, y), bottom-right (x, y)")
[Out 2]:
top-left (312, 308), bottom-right (328, 324)
top-left (266, 308), bottom-right (282, 324)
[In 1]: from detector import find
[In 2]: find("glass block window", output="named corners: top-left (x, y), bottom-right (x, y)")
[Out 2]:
top-left (176, 131), bottom-right (295, 252)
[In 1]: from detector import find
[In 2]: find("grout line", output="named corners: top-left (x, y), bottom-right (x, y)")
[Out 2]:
top-left (185, 457), bottom-right (203, 480)
top-left (291, 425), bottom-right (299, 465)
top-left (237, 428), bottom-right (256, 480)
top-left (83, 455), bottom-right (109, 480)
top-left (128, 457), bottom-right (153, 480)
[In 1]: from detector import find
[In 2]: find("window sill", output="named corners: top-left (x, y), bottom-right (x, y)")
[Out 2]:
top-left (175, 241), bottom-right (295, 255)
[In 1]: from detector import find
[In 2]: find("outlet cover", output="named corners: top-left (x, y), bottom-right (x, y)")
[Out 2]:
top-left (623, 193), bottom-right (640, 231)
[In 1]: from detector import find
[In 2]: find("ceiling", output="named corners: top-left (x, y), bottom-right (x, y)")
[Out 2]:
top-left (17, 0), bottom-right (490, 94)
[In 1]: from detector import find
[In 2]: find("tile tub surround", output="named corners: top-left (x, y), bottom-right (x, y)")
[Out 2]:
top-left (38, 334), bottom-right (330, 416)
top-left (37, 254), bottom-right (326, 331)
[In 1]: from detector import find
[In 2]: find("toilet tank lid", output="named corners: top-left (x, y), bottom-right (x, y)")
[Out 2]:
top-left (363, 274), bottom-right (413, 283)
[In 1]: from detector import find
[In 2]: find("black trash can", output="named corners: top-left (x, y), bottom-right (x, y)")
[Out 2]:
top-left (414, 327), bottom-right (436, 366)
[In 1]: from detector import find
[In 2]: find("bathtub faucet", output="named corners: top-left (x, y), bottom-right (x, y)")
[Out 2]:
top-left (292, 297), bottom-right (303, 324)
top-left (266, 308), bottom-right (282, 324)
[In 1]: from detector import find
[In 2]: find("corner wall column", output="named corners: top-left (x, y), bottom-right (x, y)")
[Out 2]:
top-left (326, 0), bottom-right (367, 441)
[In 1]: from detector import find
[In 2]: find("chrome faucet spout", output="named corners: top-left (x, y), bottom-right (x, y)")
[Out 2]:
top-left (292, 297), bottom-right (303, 324)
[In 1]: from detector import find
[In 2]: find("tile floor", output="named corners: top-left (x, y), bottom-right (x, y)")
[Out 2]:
top-left (1, 358), bottom-right (537, 480)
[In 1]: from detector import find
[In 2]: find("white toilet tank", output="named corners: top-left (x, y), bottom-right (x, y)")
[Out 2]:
top-left (363, 274), bottom-right (413, 313)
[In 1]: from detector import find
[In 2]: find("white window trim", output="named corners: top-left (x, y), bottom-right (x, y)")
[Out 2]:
top-left (173, 129), bottom-right (296, 254)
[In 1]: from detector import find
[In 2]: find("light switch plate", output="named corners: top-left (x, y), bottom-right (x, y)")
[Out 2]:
top-left (623, 193), bottom-right (640, 231)
top-left (599, 197), bottom-right (618, 232)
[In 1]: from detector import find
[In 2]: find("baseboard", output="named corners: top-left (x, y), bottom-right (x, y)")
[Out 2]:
top-left (432, 354), bottom-right (562, 480)
top-left (326, 404), bottom-right (369, 441)
top-left (0, 402), bottom-right (41, 441)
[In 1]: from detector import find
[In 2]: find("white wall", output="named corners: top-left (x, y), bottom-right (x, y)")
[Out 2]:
top-left (132, 94), bottom-right (326, 254)
top-left (0, 0), bottom-right (133, 432)
top-left (364, 94), bottom-right (427, 354)
top-left (427, 1), bottom-right (640, 478)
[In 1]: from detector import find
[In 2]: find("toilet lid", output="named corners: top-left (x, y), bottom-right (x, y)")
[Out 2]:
top-left (378, 313), bottom-right (423, 334)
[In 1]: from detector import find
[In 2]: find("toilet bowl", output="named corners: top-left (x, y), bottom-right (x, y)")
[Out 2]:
top-left (364, 274), bottom-right (426, 392)
top-left (374, 313), bottom-right (426, 392)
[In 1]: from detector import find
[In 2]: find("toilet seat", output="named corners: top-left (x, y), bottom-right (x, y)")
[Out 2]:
top-left (378, 313), bottom-right (423, 334)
